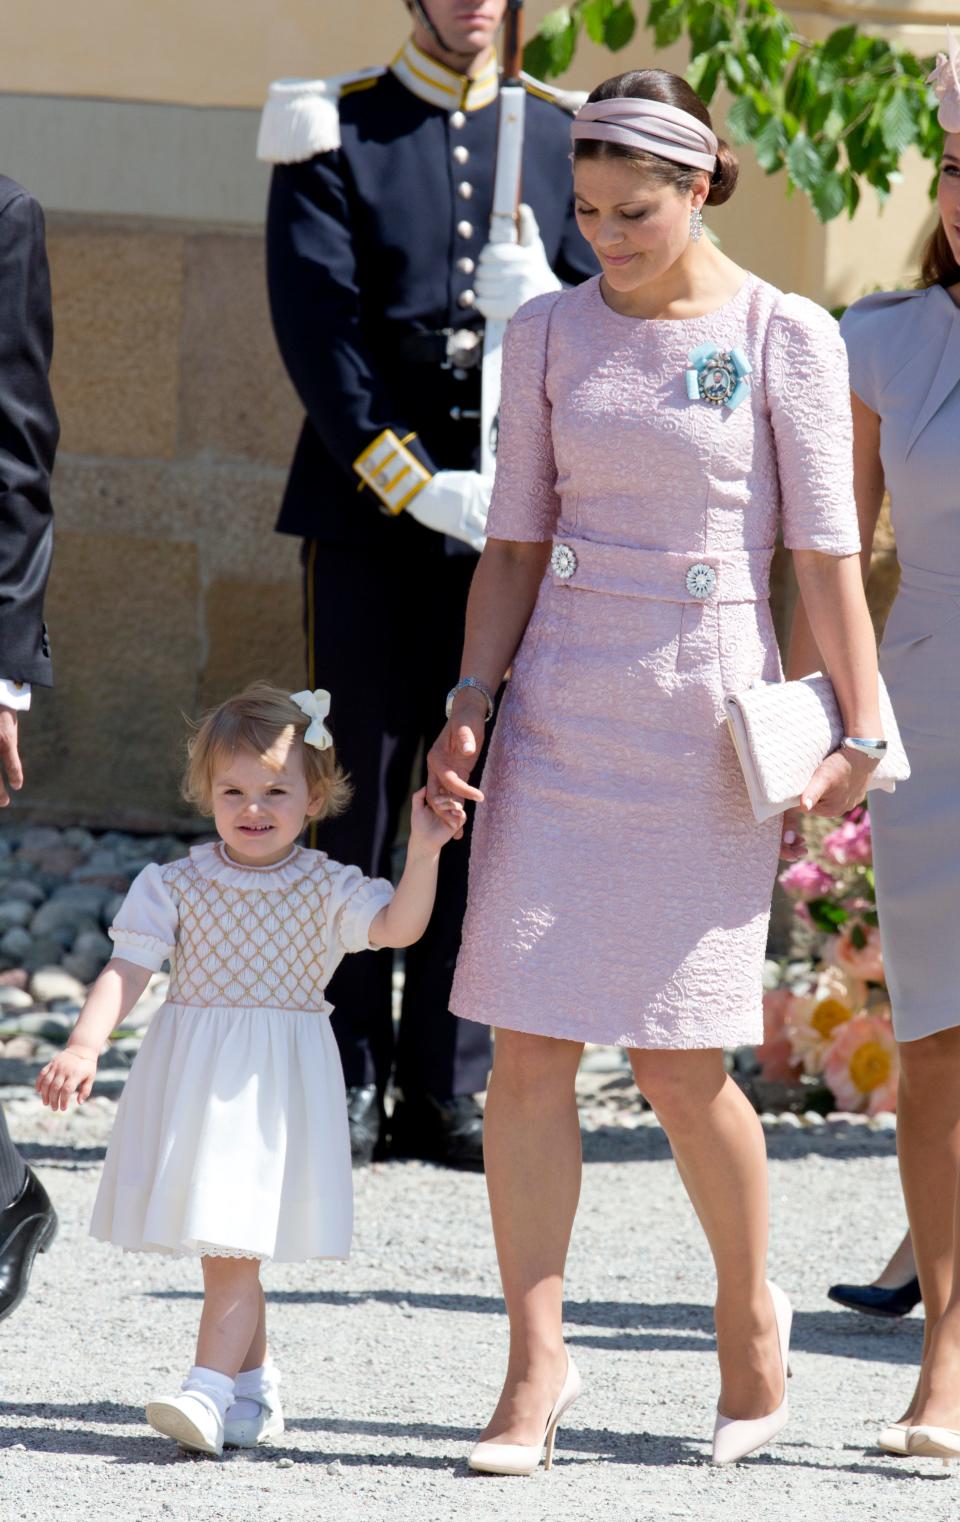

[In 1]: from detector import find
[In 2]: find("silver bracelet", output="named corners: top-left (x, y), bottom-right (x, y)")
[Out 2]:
top-left (841, 735), bottom-right (887, 762)
top-left (446, 676), bottom-right (495, 722)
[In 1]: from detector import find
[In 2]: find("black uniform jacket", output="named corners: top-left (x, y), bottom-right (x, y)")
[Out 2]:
top-left (263, 46), bottom-right (596, 556)
top-left (0, 176), bottom-right (57, 686)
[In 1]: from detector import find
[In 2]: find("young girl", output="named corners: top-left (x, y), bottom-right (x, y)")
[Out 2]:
top-left (36, 682), bottom-right (461, 1457)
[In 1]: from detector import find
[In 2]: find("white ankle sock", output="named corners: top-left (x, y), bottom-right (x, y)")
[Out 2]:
top-left (229, 1360), bottom-right (279, 1420)
top-left (182, 1365), bottom-right (236, 1421)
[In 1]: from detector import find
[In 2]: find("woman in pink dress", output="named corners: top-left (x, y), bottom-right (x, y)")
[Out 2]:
top-left (427, 69), bottom-right (884, 1471)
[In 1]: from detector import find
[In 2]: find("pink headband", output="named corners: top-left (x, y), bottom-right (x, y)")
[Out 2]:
top-left (572, 97), bottom-right (718, 174)
top-left (928, 27), bottom-right (960, 134)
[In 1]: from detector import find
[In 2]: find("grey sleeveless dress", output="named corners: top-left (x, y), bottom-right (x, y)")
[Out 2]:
top-left (841, 286), bottom-right (960, 1042)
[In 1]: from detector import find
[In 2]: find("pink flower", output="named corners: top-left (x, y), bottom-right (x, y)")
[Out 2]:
top-left (779, 860), bottom-right (837, 901)
top-left (822, 813), bottom-right (872, 867)
top-left (756, 990), bottom-right (804, 1082)
top-left (823, 1011), bottom-right (898, 1114)
top-left (833, 922), bottom-right (885, 984)
top-left (784, 964), bottom-right (866, 1075)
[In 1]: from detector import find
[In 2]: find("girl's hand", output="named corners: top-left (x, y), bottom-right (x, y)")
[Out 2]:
top-left (408, 786), bottom-right (464, 852)
top-left (800, 749), bottom-right (875, 820)
top-left (36, 1046), bottom-right (98, 1111)
top-left (779, 807), bottom-right (808, 862)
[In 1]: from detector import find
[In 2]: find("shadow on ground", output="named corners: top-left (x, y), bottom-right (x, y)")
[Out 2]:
top-left (146, 1288), bottom-right (921, 1366)
top-left (0, 1409), bottom-right (944, 1486)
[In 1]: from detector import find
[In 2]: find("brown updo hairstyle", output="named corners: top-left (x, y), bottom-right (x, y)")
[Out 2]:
top-left (919, 211), bottom-right (960, 289)
top-left (575, 69), bottom-right (739, 206)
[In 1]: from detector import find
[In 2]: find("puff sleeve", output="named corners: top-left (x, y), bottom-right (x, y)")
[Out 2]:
top-left (108, 863), bottom-right (178, 970)
top-left (328, 864), bottom-right (395, 956)
top-left (765, 295), bottom-right (861, 556)
top-left (484, 291), bottom-right (563, 543)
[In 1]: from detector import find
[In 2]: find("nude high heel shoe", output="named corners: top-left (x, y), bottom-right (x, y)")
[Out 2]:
top-left (906, 1424), bottom-right (960, 1465)
top-left (876, 1421), bottom-right (910, 1455)
top-left (712, 1281), bottom-right (792, 1466)
top-left (468, 1355), bottom-right (581, 1476)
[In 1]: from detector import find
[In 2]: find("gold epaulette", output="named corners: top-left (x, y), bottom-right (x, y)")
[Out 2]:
top-left (519, 72), bottom-right (588, 114)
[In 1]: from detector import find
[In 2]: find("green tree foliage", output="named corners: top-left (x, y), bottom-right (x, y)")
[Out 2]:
top-left (524, 0), bottom-right (943, 221)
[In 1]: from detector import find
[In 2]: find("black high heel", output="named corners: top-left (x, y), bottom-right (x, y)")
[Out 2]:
top-left (827, 1276), bottom-right (921, 1319)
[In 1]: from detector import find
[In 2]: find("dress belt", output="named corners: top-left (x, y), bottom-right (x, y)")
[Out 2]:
top-left (898, 561), bottom-right (960, 598)
top-left (548, 536), bottom-right (773, 605)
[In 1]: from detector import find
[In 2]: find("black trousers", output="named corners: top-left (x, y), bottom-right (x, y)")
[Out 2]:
top-left (0, 1103), bottom-right (26, 1207)
top-left (304, 540), bottom-right (492, 1098)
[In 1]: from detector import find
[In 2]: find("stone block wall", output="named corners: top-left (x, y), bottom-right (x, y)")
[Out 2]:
top-left (25, 215), bottom-right (306, 828)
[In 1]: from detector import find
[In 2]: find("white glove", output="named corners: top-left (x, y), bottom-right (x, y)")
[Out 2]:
top-left (407, 470), bottom-right (490, 552)
top-left (474, 204), bottom-right (562, 323)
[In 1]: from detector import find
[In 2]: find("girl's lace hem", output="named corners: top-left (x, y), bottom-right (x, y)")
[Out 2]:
top-left (114, 1241), bottom-right (267, 1261)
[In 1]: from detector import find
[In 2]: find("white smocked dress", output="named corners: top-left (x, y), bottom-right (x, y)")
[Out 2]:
top-left (90, 842), bottom-right (393, 1261)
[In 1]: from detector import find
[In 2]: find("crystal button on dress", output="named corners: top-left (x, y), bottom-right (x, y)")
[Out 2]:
top-left (686, 563), bottom-right (717, 599)
top-left (551, 544), bottom-right (578, 579)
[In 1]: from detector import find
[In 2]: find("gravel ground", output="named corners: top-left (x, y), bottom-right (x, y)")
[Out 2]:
top-left (2, 1079), bottom-right (957, 1522)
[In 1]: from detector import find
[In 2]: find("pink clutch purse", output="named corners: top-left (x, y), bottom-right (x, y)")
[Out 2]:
top-left (723, 672), bottom-right (910, 824)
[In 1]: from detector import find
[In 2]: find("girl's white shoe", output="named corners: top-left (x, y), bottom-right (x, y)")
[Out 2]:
top-left (146, 1391), bottom-right (225, 1456)
top-left (712, 1282), bottom-right (793, 1466)
top-left (468, 1355), bottom-right (582, 1476)
top-left (224, 1387), bottom-right (285, 1448)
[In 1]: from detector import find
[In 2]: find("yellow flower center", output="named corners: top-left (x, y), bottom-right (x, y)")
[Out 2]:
top-left (849, 1041), bottom-right (892, 1095)
top-left (811, 998), bottom-right (852, 1040)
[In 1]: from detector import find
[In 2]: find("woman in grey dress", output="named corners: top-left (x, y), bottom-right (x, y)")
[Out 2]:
top-left (794, 58), bottom-right (960, 1460)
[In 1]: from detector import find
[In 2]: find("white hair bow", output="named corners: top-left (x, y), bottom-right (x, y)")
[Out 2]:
top-left (928, 27), bottom-right (960, 134)
top-left (290, 689), bottom-right (334, 750)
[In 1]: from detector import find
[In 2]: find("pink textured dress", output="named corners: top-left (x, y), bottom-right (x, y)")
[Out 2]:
top-left (450, 274), bottom-right (861, 1048)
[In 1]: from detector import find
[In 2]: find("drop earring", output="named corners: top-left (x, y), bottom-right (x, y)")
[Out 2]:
top-left (689, 205), bottom-right (704, 242)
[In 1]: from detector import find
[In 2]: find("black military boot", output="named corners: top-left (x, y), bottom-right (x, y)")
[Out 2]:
top-left (0, 1169), bottom-right (58, 1323)
top-left (346, 1085), bottom-right (384, 1167)
top-left (389, 1092), bottom-right (484, 1171)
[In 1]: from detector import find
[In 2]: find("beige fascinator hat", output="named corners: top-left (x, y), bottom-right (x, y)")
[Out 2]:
top-left (928, 26), bottom-right (960, 132)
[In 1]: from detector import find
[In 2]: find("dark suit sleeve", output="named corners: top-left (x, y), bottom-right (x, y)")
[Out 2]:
top-left (266, 156), bottom-right (438, 504)
top-left (0, 190), bottom-right (58, 687)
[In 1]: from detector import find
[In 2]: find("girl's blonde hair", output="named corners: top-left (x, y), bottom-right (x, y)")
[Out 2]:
top-left (182, 682), bottom-right (351, 820)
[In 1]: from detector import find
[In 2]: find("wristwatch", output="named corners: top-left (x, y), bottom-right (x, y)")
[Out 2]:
top-left (446, 677), bottom-right (495, 722)
top-left (841, 736), bottom-right (887, 762)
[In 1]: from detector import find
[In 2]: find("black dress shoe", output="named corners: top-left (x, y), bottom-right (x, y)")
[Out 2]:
top-left (346, 1085), bottom-right (383, 1167)
top-left (0, 1169), bottom-right (58, 1323)
top-left (827, 1277), bottom-right (922, 1319)
top-left (389, 1093), bottom-right (484, 1171)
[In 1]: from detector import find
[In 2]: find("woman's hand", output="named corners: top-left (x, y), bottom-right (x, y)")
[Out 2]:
top-left (779, 807), bottom-right (808, 861)
top-left (36, 1045), bottom-right (98, 1111)
top-left (800, 748), bottom-right (876, 820)
top-left (426, 692), bottom-right (489, 839)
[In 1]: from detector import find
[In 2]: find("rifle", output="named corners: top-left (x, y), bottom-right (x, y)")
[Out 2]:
top-left (479, 0), bottom-right (524, 479)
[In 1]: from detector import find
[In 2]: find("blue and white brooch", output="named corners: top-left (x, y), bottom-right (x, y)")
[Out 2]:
top-left (685, 344), bottom-right (752, 411)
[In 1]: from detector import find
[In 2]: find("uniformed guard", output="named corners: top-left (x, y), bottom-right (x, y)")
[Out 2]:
top-left (258, 0), bottom-right (596, 1168)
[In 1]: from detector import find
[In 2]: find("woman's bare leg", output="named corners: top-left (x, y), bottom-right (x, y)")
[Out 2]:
top-left (897, 1027), bottom-right (960, 1426)
top-left (630, 1048), bottom-right (782, 1421)
top-left (480, 1028), bottom-right (584, 1445)
top-left (872, 1228), bottom-right (916, 1290)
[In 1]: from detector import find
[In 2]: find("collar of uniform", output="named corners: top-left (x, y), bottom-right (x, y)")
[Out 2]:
top-left (391, 37), bottom-right (498, 112)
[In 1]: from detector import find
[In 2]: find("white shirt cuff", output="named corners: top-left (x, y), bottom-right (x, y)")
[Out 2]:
top-left (0, 680), bottom-right (31, 711)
